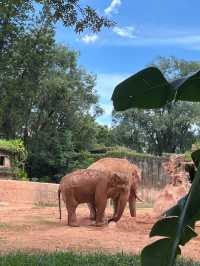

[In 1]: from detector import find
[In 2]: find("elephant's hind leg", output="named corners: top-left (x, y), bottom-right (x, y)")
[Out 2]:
top-left (88, 203), bottom-right (96, 220)
top-left (67, 203), bottom-right (79, 226)
top-left (66, 193), bottom-right (79, 226)
top-left (112, 197), bottom-right (119, 217)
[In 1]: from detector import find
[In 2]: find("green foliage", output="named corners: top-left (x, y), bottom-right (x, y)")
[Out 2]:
top-left (37, 0), bottom-right (115, 33)
top-left (0, 18), bottom-right (103, 180)
top-left (0, 1), bottom-right (114, 36)
top-left (67, 151), bottom-right (101, 172)
top-left (65, 146), bottom-right (157, 174)
top-left (95, 124), bottom-right (116, 147)
top-left (0, 139), bottom-right (28, 180)
top-left (184, 151), bottom-right (192, 161)
top-left (106, 146), bottom-right (157, 160)
top-left (0, 0), bottom-right (116, 182)
top-left (0, 139), bottom-right (27, 158)
top-left (13, 168), bottom-right (29, 181)
top-left (184, 141), bottom-right (200, 161)
top-left (0, 252), bottom-right (199, 266)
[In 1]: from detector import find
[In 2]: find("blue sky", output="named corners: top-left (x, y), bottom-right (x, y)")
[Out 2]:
top-left (55, 0), bottom-right (200, 126)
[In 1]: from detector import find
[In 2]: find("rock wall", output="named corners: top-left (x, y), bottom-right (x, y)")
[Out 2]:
top-left (127, 155), bottom-right (170, 188)
top-left (125, 155), bottom-right (176, 203)
top-left (0, 179), bottom-right (58, 205)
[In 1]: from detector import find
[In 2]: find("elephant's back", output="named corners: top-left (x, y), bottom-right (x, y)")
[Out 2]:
top-left (88, 157), bottom-right (136, 174)
top-left (60, 169), bottom-right (107, 189)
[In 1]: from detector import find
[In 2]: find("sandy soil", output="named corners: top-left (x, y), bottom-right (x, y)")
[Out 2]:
top-left (0, 204), bottom-right (200, 262)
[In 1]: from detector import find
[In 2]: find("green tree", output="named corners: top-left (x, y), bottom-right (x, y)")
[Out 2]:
top-left (95, 124), bottom-right (116, 147)
top-left (0, 1), bottom-right (114, 36)
top-left (112, 57), bottom-right (200, 155)
top-left (0, 22), bottom-right (102, 179)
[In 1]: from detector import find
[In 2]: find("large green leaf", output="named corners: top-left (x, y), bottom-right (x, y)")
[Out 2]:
top-left (112, 67), bottom-right (200, 111)
top-left (141, 238), bottom-right (181, 266)
top-left (164, 196), bottom-right (188, 218)
top-left (111, 67), bottom-right (175, 111)
top-left (150, 217), bottom-right (197, 245)
top-left (174, 70), bottom-right (200, 102)
top-left (191, 149), bottom-right (200, 168)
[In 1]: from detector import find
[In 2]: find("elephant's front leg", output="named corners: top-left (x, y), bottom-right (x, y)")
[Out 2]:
top-left (95, 200), bottom-right (107, 226)
top-left (95, 186), bottom-right (107, 226)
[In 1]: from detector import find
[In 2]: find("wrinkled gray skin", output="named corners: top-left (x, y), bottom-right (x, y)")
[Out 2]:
top-left (58, 169), bottom-right (130, 226)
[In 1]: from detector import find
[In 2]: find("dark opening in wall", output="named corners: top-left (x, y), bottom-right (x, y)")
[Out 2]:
top-left (0, 156), bottom-right (5, 166)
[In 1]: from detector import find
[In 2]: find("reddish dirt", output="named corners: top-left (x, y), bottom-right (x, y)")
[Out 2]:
top-left (0, 204), bottom-right (200, 261)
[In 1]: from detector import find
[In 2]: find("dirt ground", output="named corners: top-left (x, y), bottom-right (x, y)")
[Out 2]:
top-left (1, 203), bottom-right (200, 262)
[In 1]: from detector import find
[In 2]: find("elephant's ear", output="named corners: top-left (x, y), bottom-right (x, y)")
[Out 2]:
top-left (112, 172), bottom-right (129, 187)
top-left (110, 172), bottom-right (120, 187)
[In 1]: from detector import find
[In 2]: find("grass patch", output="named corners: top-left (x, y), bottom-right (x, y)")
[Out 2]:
top-left (0, 252), bottom-right (199, 266)
top-left (0, 223), bottom-right (10, 229)
top-left (136, 202), bottom-right (153, 209)
top-left (33, 202), bottom-right (57, 208)
top-left (33, 218), bottom-right (58, 226)
top-left (0, 223), bottom-right (30, 231)
top-left (0, 252), bottom-right (139, 266)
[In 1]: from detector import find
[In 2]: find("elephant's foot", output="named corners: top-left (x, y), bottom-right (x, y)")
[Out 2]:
top-left (108, 216), bottom-right (117, 223)
top-left (95, 217), bottom-right (108, 226)
top-left (95, 221), bottom-right (107, 227)
top-left (68, 216), bottom-right (79, 227)
top-left (68, 221), bottom-right (79, 227)
top-left (89, 214), bottom-right (96, 221)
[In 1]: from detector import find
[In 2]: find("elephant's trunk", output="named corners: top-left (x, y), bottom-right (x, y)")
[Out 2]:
top-left (129, 189), bottom-right (136, 217)
top-left (108, 193), bottom-right (128, 223)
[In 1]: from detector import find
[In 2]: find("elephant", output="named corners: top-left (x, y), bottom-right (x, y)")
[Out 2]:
top-left (87, 157), bottom-right (142, 220)
top-left (58, 169), bottom-right (130, 226)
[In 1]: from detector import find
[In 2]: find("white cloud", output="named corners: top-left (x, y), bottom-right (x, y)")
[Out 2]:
top-left (113, 26), bottom-right (136, 39)
top-left (130, 34), bottom-right (200, 50)
top-left (104, 0), bottom-right (121, 15)
top-left (81, 34), bottom-right (98, 44)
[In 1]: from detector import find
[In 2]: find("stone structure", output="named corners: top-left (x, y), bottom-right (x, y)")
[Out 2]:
top-left (0, 150), bottom-right (12, 179)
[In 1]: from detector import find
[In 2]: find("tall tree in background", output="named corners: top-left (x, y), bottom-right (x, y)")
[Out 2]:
top-left (0, 20), bottom-right (102, 179)
top-left (112, 57), bottom-right (200, 155)
top-left (0, 1), bottom-right (113, 179)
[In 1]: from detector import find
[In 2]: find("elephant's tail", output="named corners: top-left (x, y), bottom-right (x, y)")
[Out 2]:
top-left (58, 186), bottom-right (62, 220)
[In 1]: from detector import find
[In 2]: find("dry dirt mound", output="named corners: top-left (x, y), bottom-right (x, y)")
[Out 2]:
top-left (153, 155), bottom-right (191, 216)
